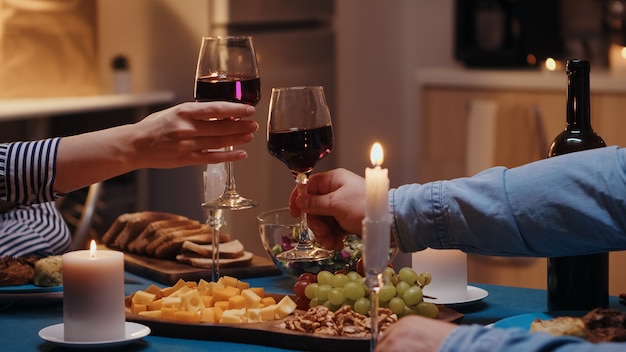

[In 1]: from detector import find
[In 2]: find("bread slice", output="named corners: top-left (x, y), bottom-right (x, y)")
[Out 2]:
top-left (530, 316), bottom-right (587, 339)
top-left (126, 219), bottom-right (201, 255)
top-left (179, 239), bottom-right (245, 259)
top-left (102, 212), bottom-right (188, 248)
top-left (176, 251), bottom-right (254, 268)
top-left (153, 232), bottom-right (232, 259)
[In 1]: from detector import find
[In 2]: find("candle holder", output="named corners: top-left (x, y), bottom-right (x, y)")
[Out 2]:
top-left (363, 217), bottom-right (392, 351)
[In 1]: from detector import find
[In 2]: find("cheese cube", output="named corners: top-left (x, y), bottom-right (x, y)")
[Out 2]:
top-left (246, 308), bottom-right (262, 323)
top-left (181, 289), bottom-right (205, 313)
top-left (200, 307), bottom-right (216, 323)
top-left (214, 301), bottom-right (230, 311)
top-left (148, 298), bottom-right (163, 311)
top-left (213, 305), bottom-right (225, 322)
top-left (169, 285), bottom-right (192, 298)
top-left (144, 284), bottom-right (163, 299)
top-left (236, 281), bottom-right (250, 290)
top-left (228, 295), bottom-right (247, 309)
top-left (218, 275), bottom-right (239, 288)
top-left (260, 304), bottom-right (276, 321)
top-left (260, 296), bottom-right (276, 307)
top-left (249, 287), bottom-right (265, 297)
top-left (132, 290), bottom-right (156, 305)
top-left (162, 296), bottom-right (182, 309)
top-left (275, 296), bottom-right (297, 319)
top-left (213, 286), bottom-right (240, 301)
top-left (161, 279), bottom-right (187, 297)
top-left (161, 307), bottom-right (178, 320)
top-left (220, 308), bottom-right (246, 324)
top-left (138, 310), bottom-right (162, 319)
top-left (174, 310), bottom-right (201, 323)
top-left (201, 295), bottom-right (214, 308)
top-left (241, 289), bottom-right (262, 308)
top-left (131, 303), bottom-right (148, 314)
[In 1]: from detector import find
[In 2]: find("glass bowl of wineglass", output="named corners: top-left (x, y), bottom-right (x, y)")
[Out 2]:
top-left (194, 35), bottom-right (261, 211)
top-left (258, 208), bottom-right (398, 277)
top-left (267, 86), bottom-right (334, 262)
top-left (258, 208), bottom-right (361, 277)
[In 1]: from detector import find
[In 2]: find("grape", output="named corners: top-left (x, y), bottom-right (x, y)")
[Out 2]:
top-left (403, 285), bottom-right (423, 306)
top-left (316, 284), bottom-right (332, 301)
top-left (332, 273), bottom-right (349, 288)
top-left (298, 273), bottom-right (317, 283)
top-left (383, 267), bottom-right (399, 285)
top-left (328, 288), bottom-right (347, 306)
top-left (395, 281), bottom-right (410, 298)
top-left (418, 272), bottom-right (432, 286)
top-left (293, 280), bottom-right (310, 299)
top-left (415, 301), bottom-right (439, 318)
top-left (322, 300), bottom-right (341, 311)
top-left (317, 270), bottom-right (334, 286)
top-left (388, 297), bottom-right (406, 315)
top-left (343, 281), bottom-right (366, 300)
top-left (310, 297), bottom-right (322, 307)
top-left (354, 297), bottom-right (370, 315)
top-left (378, 283), bottom-right (397, 302)
top-left (346, 271), bottom-right (362, 282)
top-left (304, 282), bottom-right (319, 300)
top-left (398, 267), bottom-right (419, 285)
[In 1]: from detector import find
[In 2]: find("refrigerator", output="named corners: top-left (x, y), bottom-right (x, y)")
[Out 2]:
top-left (97, 0), bottom-right (337, 257)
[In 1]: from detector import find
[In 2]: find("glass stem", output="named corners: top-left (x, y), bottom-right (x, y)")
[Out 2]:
top-left (207, 208), bottom-right (225, 281)
top-left (369, 284), bottom-right (381, 351)
top-left (222, 145), bottom-right (237, 198)
top-left (296, 173), bottom-right (314, 250)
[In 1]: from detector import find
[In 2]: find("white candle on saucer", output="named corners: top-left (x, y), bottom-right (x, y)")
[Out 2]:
top-left (62, 240), bottom-right (125, 342)
top-left (412, 248), bottom-right (468, 302)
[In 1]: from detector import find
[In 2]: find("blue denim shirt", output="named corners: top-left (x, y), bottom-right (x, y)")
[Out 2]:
top-left (389, 146), bottom-right (626, 351)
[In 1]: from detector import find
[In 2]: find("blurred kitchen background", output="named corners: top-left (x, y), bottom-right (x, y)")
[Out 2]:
top-left (2, 0), bottom-right (626, 294)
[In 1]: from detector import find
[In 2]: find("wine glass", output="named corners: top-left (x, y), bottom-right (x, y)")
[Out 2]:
top-left (267, 86), bottom-right (334, 262)
top-left (194, 36), bottom-right (261, 210)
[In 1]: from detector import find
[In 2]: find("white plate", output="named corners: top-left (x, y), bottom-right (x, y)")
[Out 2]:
top-left (0, 283), bottom-right (63, 302)
top-left (39, 322), bottom-right (150, 348)
top-left (424, 285), bottom-right (488, 306)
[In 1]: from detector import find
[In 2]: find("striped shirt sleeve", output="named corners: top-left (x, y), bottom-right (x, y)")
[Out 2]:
top-left (0, 138), bottom-right (70, 257)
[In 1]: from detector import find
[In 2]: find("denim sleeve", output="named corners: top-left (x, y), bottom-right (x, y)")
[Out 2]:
top-left (440, 325), bottom-right (624, 352)
top-left (390, 146), bottom-right (626, 257)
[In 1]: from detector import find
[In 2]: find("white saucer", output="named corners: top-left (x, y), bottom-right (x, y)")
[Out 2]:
top-left (423, 285), bottom-right (488, 306)
top-left (39, 322), bottom-right (150, 348)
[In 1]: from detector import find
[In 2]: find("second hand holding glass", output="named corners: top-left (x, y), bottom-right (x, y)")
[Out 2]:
top-left (194, 36), bottom-right (261, 211)
top-left (267, 86), bottom-right (334, 262)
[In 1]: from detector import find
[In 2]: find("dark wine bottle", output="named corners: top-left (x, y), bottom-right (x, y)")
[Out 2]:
top-left (547, 59), bottom-right (609, 311)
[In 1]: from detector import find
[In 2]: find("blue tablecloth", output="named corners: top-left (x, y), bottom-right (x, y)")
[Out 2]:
top-left (1, 272), bottom-right (623, 351)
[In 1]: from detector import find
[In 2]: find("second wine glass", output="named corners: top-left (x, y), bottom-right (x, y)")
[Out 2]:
top-left (267, 86), bottom-right (334, 261)
top-left (194, 36), bottom-right (261, 210)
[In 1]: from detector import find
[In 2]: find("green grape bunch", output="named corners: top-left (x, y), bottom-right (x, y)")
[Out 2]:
top-left (292, 267), bottom-right (439, 319)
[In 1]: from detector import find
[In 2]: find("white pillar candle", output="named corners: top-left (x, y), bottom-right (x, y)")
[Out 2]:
top-left (412, 248), bottom-right (468, 302)
top-left (363, 143), bottom-right (392, 274)
top-left (62, 241), bottom-right (125, 342)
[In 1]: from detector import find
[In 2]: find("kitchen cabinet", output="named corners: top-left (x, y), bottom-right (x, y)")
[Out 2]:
top-left (417, 68), bottom-right (626, 295)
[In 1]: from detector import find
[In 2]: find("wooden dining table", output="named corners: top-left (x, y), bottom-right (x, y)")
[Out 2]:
top-left (1, 271), bottom-right (624, 351)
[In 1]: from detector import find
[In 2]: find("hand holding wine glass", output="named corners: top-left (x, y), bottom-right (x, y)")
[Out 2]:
top-left (195, 36), bottom-right (261, 210)
top-left (267, 86), bottom-right (334, 261)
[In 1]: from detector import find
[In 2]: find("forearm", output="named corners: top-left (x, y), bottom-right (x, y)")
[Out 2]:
top-left (391, 146), bottom-right (626, 257)
top-left (55, 124), bottom-right (136, 193)
top-left (441, 325), bottom-right (620, 352)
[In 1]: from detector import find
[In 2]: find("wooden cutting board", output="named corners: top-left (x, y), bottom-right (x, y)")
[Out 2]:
top-left (125, 293), bottom-right (464, 352)
top-left (123, 252), bottom-right (282, 285)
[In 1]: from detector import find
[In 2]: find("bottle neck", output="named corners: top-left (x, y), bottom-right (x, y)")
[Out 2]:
top-left (566, 66), bottom-right (591, 130)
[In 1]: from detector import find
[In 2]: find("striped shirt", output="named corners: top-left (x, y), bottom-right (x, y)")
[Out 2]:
top-left (0, 138), bottom-right (71, 257)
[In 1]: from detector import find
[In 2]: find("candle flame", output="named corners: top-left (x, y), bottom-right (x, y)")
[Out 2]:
top-left (370, 142), bottom-right (384, 166)
top-left (89, 240), bottom-right (97, 259)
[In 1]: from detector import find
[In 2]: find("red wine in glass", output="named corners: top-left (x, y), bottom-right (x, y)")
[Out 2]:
top-left (195, 75), bottom-right (261, 106)
top-left (267, 125), bottom-right (333, 175)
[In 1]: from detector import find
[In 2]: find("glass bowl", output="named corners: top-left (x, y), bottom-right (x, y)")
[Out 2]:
top-left (258, 207), bottom-right (396, 278)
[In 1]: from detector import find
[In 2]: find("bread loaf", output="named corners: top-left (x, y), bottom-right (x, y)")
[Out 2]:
top-left (33, 255), bottom-right (63, 287)
top-left (102, 211), bottom-right (188, 248)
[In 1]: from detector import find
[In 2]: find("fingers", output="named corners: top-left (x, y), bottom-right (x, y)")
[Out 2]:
top-left (180, 101), bottom-right (256, 120)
